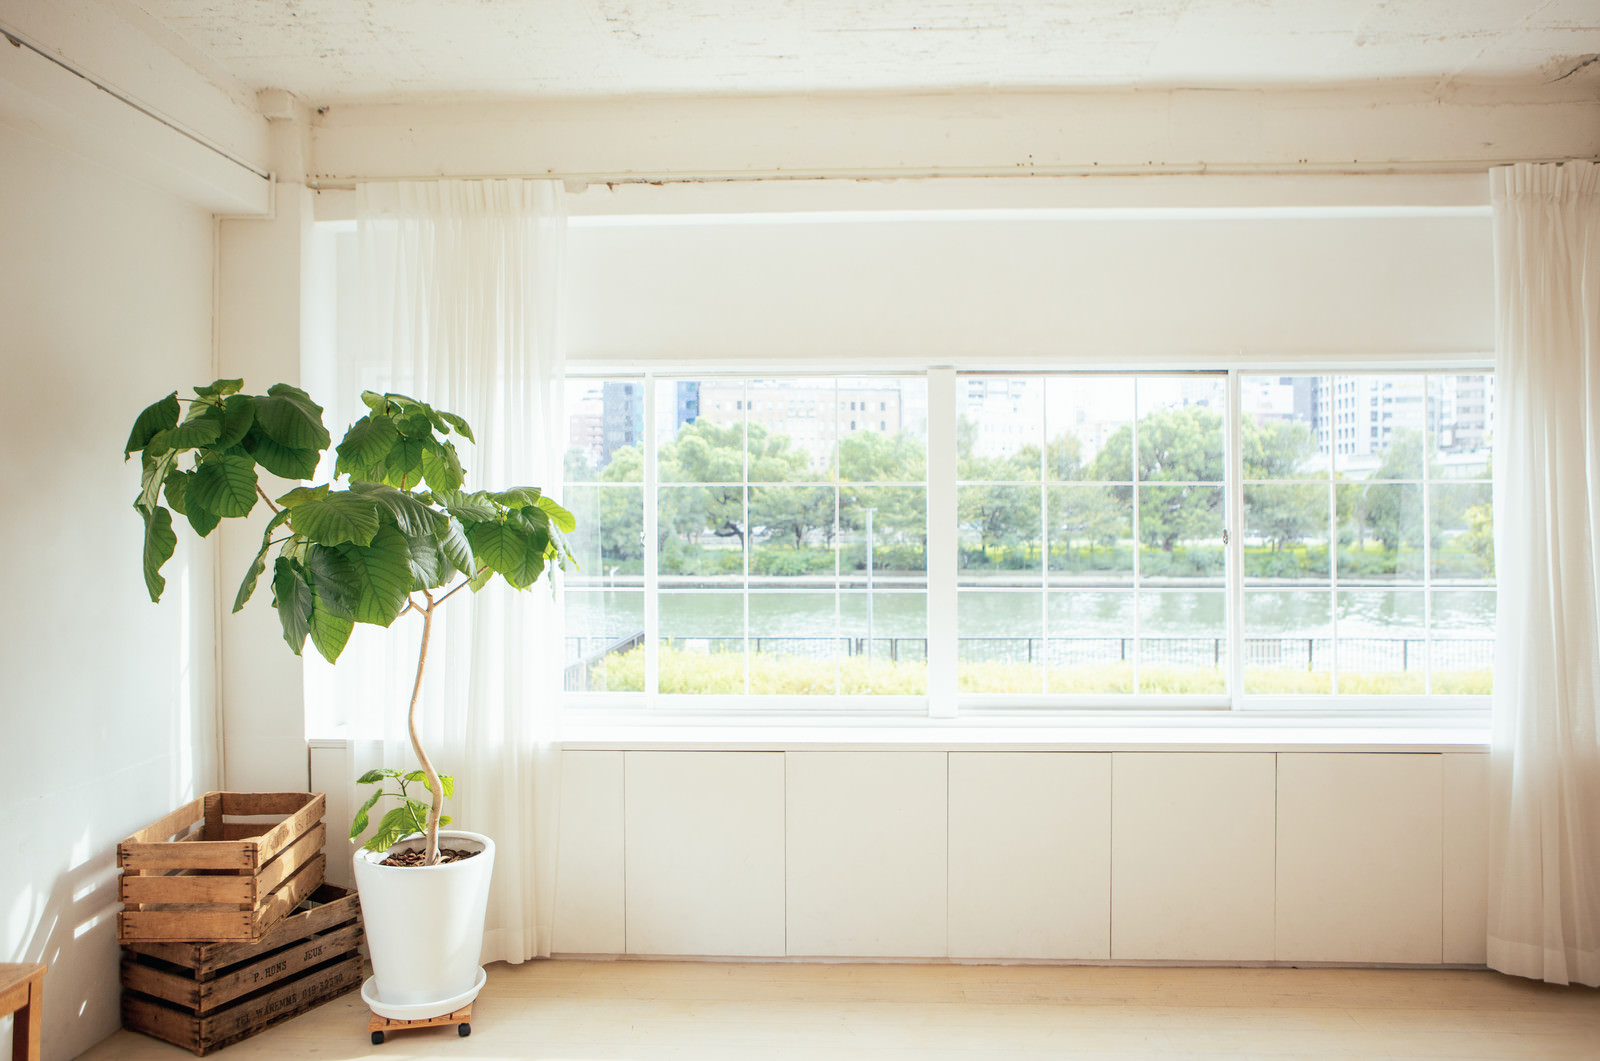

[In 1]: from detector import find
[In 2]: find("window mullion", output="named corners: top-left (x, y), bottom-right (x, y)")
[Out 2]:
top-left (643, 376), bottom-right (660, 706)
top-left (1227, 370), bottom-right (1245, 706)
top-left (927, 367), bottom-right (959, 717)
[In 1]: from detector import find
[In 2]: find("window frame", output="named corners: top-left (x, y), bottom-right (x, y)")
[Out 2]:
top-left (562, 363), bottom-right (1494, 723)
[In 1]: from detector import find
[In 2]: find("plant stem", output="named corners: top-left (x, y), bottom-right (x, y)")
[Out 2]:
top-left (257, 486), bottom-right (281, 514)
top-left (434, 566), bottom-right (488, 607)
top-left (406, 590), bottom-right (446, 866)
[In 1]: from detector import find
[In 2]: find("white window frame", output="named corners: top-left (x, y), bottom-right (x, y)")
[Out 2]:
top-left (563, 362), bottom-right (1493, 726)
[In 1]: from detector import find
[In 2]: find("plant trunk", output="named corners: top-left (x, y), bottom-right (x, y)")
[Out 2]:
top-left (407, 602), bottom-right (444, 866)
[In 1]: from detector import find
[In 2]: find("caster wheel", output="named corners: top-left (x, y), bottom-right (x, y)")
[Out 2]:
top-left (459, 1023), bottom-right (472, 1037)
top-left (371, 1030), bottom-right (385, 1045)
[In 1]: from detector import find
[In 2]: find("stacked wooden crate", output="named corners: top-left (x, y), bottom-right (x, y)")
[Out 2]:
top-left (117, 792), bottom-right (364, 1055)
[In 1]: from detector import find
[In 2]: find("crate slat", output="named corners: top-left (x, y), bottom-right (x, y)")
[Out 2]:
top-left (123, 885), bottom-right (360, 974)
top-left (123, 922), bottom-right (363, 1013)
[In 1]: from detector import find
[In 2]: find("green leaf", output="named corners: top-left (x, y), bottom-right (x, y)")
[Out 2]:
top-left (336, 415), bottom-right (402, 477)
top-left (138, 503), bottom-right (178, 602)
top-left (213, 396), bottom-right (255, 449)
top-left (194, 379), bottom-right (244, 398)
top-left (438, 411), bottom-right (475, 443)
top-left (138, 450), bottom-right (177, 512)
top-left (185, 498), bottom-right (222, 538)
top-left (347, 482), bottom-right (443, 538)
top-left (125, 393), bottom-right (180, 456)
top-left (360, 391), bottom-right (392, 413)
top-left (283, 489), bottom-right (383, 547)
top-left (466, 520), bottom-right (550, 589)
top-left (303, 544), bottom-right (359, 619)
top-left (162, 467), bottom-right (190, 516)
top-left (146, 416), bottom-right (223, 457)
top-left (535, 495), bottom-right (577, 533)
top-left (364, 805), bottom-right (424, 853)
top-left (271, 558), bottom-right (312, 655)
top-left (190, 452), bottom-right (258, 518)
top-left (308, 603), bottom-right (354, 663)
top-left (437, 490), bottom-right (499, 523)
top-left (234, 509), bottom-right (293, 612)
top-left (356, 768), bottom-right (400, 784)
top-left (349, 786), bottom-right (384, 840)
top-left (242, 429), bottom-right (321, 480)
top-left (469, 563), bottom-right (494, 593)
top-left (439, 516), bottom-right (474, 577)
top-left (336, 524), bottom-right (413, 626)
top-left (383, 437), bottom-right (428, 489)
top-left (396, 412), bottom-right (436, 439)
top-left (405, 534), bottom-right (446, 591)
top-left (421, 440), bottom-right (465, 493)
top-left (253, 383), bottom-right (331, 452)
top-left (437, 774), bottom-right (455, 799)
top-left (493, 487), bottom-right (543, 510)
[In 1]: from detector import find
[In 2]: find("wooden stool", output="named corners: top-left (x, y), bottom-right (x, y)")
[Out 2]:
top-left (0, 964), bottom-right (45, 1061)
top-left (367, 1003), bottom-right (472, 1045)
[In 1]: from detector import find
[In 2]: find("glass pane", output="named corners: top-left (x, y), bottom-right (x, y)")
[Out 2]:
top-left (957, 376), bottom-right (1043, 481)
top-left (959, 590), bottom-right (1042, 693)
top-left (750, 591), bottom-right (837, 694)
top-left (747, 378), bottom-right (832, 483)
top-left (659, 379), bottom-right (744, 483)
top-left (658, 485), bottom-right (744, 581)
top-left (839, 377), bottom-right (927, 482)
top-left (1432, 590), bottom-right (1495, 694)
top-left (1244, 590), bottom-right (1333, 694)
top-left (1048, 485), bottom-right (1133, 585)
top-left (1242, 375), bottom-right (1326, 480)
top-left (1046, 590), bottom-right (1133, 693)
top-left (840, 591), bottom-right (927, 694)
top-left (957, 484), bottom-right (1042, 583)
top-left (1243, 484), bottom-right (1330, 580)
top-left (1139, 591), bottom-right (1227, 694)
top-left (1136, 377), bottom-right (1225, 482)
top-left (564, 591), bottom-right (645, 693)
top-left (1431, 483), bottom-right (1495, 581)
top-left (1332, 375), bottom-right (1425, 480)
top-left (1138, 485), bottom-right (1225, 584)
top-left (1430, 374), bottom-right (1495, 472)
top-left (565, 378), bottom-right (644, 482)
top-left (1336, 590), bottom-right (1425, 695)
top-left (658, 591), bottom-right (745, 694)
top-left (841, 486), bottom-right (926, 586)
top-left (562, 485), bottom-right (644, 583)
top-left (1336, 483), bottom-right (1423, 582)
top-left (748, 485), bottom-right (836, 581)
top-left (1045, 376), bottom-right (1134, 481)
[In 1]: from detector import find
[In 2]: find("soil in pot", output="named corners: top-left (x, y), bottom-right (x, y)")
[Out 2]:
top-left (380, 847), bottom-right (482, 868)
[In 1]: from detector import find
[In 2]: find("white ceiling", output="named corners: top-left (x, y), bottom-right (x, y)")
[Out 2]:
top-left (130, 0), bottom-right (1600, 103)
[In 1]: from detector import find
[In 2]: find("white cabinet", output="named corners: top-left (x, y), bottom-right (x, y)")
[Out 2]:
top-left (786, 751), bottom-right (947, 957)
top-left (624, 751), bottom-right (786, 956)
top-left (1443, 753), bottom-right (1491, 965)
top-left (1111, 752), bottom-right (1277, 961)
top-left (948, 752), bottom-right (1111, 959)
top-left (1276, 753), bottom-right (1443, 964)
top-left (552, 751), bottom-right (625, 954)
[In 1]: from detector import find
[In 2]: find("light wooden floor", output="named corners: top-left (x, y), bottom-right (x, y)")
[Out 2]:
top-left (82, 960), bottom-right (1600, 1060)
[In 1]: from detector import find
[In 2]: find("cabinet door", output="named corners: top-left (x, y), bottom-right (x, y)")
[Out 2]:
top-left (786, 751), bottom-right (947, 957)
top-left (1277, 753), bottom-right (1443, 964)
top-left (625, 751), bottom-right (785, 956)
top-left (1112, 752), bottom-right (1277, 961)
top-left (552, 751), bottom-right (625, 954)
top-left (1443, 753), bottom-right (1490, 965)
top-left (949, 752), bottom-right (1110, 959)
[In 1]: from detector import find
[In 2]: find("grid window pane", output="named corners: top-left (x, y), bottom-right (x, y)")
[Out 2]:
top-left (563, 485), bottom-right (644, 578)
top-left (1243, 484), bottom-right (1331, 580)
top-left (957, 484), bottom-right (1042, 582)
top-left (1139, 591), bottom-right (1227, 694)
top-left (1243, 375), bottom-right (1326, 480)
top-left (1337, 589), bottom-right (1426, 694)
top-left (1431, 483), bottom-right (1495, 581)
top-left (565, 379), bottom-right (645, 482)
top-left (839, 377), bottom-right (927, 482)
top-left (658, 591), bottom-right (745, 694)
top-left (1139, 485), bottom-right (1225, 584)
top-left (659, 379), bottom-right (744, 483)
top-left (840, 591), bottom-right (928, 694)
top-left (841, 485), bottom-right (926, 584)
top-left (1048, 485), bottom-right (1133, 585)
top-left (749, 591), bottom-right (838, 695)
top-left (1046, 590), bottom-right (1134, 693)
top-left (1337, 482), bottom-right (1424, 582)
top-left (958, 376), bottom-right (1044, 481)
top-left (658, 485), bottom-right (744, 581)
top-left (1244, 590), bottom-right (1333, 694)
top-left (1136, 377), bottom-right (1225, 482)
top-left (1045, 376), bottom-right (1134, 481)
top-left (749, 485), bottom-right (836, 581)
top-left (1432, 590), bottom-right (1495, 694)
top-left (959, 590), bottom-right (1043, 693)
top-left (565, 591), bottom-right (645, 692)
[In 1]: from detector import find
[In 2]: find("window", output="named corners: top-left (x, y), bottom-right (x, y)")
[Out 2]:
top-left (564, 369), bottom-right (1493, 714)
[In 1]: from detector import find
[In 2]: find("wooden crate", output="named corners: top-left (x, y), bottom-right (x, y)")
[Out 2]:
top-left (122, 884), bottom-right (364, 1055)
top-left (118, 792), bottom-right (328, 943)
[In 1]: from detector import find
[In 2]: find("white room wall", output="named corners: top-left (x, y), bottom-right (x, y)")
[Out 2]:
top-left (0, 122), bottom-right (219, 1060)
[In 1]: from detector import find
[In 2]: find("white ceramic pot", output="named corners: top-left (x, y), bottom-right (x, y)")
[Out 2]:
top-left (352, 830), bottom-right (495, 1017)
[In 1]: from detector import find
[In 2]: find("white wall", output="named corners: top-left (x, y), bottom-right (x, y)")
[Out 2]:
top-left (0, 122), bottom-right (219, 1060)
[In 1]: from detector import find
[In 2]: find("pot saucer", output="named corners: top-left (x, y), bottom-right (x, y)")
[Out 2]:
top-left (361, 966), bottom-right (487, 1021)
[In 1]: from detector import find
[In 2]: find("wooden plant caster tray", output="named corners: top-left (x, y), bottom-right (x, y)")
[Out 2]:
top-left (368, 1003), bottom-right (472, 1045)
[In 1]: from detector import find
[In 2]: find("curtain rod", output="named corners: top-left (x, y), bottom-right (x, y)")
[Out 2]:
top-left (303, 156), bottom-right (1596, 191)
top-left (0, 24), bottom-right (272, 182)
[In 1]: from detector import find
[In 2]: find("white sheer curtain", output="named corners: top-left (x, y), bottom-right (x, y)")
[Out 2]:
top-left (1487, 161), bottom-right (1600, 987)
top-left (309, 179), bottom-right (567, 963)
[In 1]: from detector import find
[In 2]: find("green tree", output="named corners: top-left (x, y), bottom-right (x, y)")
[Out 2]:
top-left (1092, 407), bottom-right (1224, 553)
top-left (1366, 428), bottom-right (1427, 553)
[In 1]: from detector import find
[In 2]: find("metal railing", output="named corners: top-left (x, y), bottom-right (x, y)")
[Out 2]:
top-left (565, 632), bottom-right (1493, 690)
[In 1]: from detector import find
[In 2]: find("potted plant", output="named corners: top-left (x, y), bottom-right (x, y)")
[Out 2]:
top-left (126, 379), bottom-right (573, 1019)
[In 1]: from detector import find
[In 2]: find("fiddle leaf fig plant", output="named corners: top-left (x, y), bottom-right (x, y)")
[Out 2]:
top-left (128, 380), bottom-right (575, 867)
